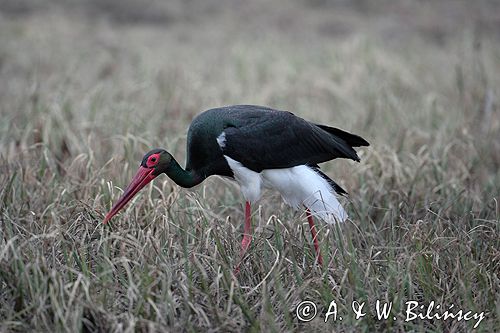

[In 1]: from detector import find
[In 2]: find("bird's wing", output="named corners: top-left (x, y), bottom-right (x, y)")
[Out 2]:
top-left (220, 110), bottom-right (365, 172)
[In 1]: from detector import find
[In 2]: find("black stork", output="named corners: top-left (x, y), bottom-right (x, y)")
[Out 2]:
top-left (103, 105), bottom-right (369, 267)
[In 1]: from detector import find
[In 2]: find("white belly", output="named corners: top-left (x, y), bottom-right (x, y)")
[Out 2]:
top-left (223, 156), bottom-right (348, 223)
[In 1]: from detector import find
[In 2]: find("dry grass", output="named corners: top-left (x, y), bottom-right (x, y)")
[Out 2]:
top-left (0, 1), bottom-right (499, 332)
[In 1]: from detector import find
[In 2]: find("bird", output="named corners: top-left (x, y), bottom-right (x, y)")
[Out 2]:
top-left (103, 105), bottom-right (369, 268)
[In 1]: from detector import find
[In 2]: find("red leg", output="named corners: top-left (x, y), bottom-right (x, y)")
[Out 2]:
top-left (234, 201), bottom-right (252, 274)
top-left (240, 201), bottom-right (252, 255)
top-left (306, 208), bottom-right (323, 266)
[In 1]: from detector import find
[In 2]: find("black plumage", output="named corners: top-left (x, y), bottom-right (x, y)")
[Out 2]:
top-left (186, 105), bottom-right (369, 178)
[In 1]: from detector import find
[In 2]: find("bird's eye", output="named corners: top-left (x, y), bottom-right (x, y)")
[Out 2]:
top-left (146, 154), bottom-right (159, 167)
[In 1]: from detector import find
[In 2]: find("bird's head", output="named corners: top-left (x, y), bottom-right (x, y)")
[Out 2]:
top-left (103, 148), bottom-right (171, 224)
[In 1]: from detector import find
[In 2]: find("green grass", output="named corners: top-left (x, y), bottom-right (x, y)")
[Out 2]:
top-left (1, 1), bottom-right (499, 332)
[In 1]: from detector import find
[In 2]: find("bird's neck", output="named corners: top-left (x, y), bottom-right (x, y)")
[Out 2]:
top-left (166, 157), bottom-right (204, 188)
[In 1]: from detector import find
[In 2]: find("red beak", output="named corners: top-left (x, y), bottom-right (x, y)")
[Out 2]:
top-left (103, 166), bottom-right (157, 224)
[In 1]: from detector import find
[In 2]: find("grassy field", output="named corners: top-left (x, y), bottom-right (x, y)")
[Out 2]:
top-left (0, 1), bottom-right (499, 332)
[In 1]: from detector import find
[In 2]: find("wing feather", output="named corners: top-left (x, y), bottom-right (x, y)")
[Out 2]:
top-left (221, 109), bottom-right (365, 172)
